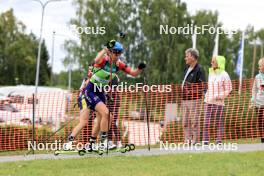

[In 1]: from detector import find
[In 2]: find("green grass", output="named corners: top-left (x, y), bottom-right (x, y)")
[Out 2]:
top-left (0, 151), bottom-right (264, 176)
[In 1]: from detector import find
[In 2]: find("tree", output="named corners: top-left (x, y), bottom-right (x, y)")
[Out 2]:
top-left (65, 0), bottom-right (192, 84)
top-left (63, 0), bottom-right (140, 84)
top-left (64, 0), bottom-right (264, 86)
top-left (139, 0), bottom-right (191, 84)
top-left (0, 9), bottom-right (51, 85)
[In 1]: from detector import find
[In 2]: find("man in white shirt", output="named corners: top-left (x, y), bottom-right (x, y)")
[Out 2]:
top-left (181, 48), bottom-right (206, 145)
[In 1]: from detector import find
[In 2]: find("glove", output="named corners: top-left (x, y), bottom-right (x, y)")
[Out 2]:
top-left (119, 32), bottom-right (126, 38)
top-left (87, 66), bottom-right (93, 78)
top-left (138, 62), bottom-right (146, 70)
top-left (106, 40), bottom-right (116, 49)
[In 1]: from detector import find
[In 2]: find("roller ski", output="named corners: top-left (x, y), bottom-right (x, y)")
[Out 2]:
top-left (54, 149), bottom-right (79, 156)
top-left (54, 142), bottom-right (99, 156)
top-left (97, 143), bottom-right (135, 155)
top-left (54, 136), bottom-right (99, 156)
top-left (78, 143), bottom-right (135, 156)
top-left (54, 140), bottom-right (79, 156)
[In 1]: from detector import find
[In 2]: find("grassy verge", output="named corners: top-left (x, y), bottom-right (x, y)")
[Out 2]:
top-left (0, 151), bottom-right (264, 176)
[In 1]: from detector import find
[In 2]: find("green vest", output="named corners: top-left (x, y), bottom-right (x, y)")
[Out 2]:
top-left (90, 60), bottom-right (118, 87)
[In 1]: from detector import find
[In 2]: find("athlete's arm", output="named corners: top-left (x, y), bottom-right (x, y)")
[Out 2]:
top-left (94, 48), bottom-right (110, 65)
top-left (129, 68), bottom-right (143, 77)
top-left (118, 61), bottom-right (145, 77)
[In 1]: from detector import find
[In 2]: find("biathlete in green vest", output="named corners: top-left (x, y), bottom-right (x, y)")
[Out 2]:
top-left (64, 40), bottom-right (146, 151)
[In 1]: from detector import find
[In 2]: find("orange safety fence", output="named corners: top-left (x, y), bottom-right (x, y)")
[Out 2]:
top-left (0, 78), bottom-right (263, 151)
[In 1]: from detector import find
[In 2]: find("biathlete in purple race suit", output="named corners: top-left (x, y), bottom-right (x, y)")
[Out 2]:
top-left (64, 40), bottom-right (146, 152)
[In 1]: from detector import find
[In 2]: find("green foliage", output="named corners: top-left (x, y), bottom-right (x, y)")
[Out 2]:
top-left (53, 70), bottom-right (84, 90)
top-left (1, 2), bottom-right (264, 87)
top-left (63, 0), bottom-right (264, 85)
top-left (0, 9), bottom-right (51, 86)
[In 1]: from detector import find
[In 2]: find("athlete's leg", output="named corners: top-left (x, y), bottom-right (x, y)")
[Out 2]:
top-left (112, 104), bottom-right (121, 142)
top-left (95, 102), bottom-right (113, 150)
top-left (86, 112), bottom-right (101, 151)
top-left (92, 112), bottom-right (101, 137)
top-left (70, 108), bottom-right (90, 138)
top-left (64, 107), bottom-right (90, 150)
top-left (95, 102), bottom-right (112, 132)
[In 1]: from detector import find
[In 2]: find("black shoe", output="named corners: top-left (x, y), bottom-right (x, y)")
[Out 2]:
top-left (203, 141), bottom-right (209, 145)
top-left (216, 141), bottom-right (222, 145)
top-left (261, 138), bottom-right (264, 143)
top-left (87, 137), bottom-right (97, 152)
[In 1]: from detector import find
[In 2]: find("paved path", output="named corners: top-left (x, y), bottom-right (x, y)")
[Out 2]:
top-left (0, 143), bottom-right (263, 163)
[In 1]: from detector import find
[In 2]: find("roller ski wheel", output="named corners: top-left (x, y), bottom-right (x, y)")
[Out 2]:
top-left (124, 144), bottom-right (131, 152)
top-left (128, 144), bottom-right (135, 151)
top-left (77, 147), bottom-right (100, 156)
top-left (119, 147), bottom-right (127, 153)
top-left (98, 150), bottom-right (104, 155)
top-left (78, 150), bottom-right (86, 156)
top-left (124, 144), bottom-right (135, 152)
top-left (54, 150), bottom-right (60, 156)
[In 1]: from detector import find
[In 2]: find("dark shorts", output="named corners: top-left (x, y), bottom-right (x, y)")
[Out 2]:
top-left (77, 82), bottom-right (106, 111)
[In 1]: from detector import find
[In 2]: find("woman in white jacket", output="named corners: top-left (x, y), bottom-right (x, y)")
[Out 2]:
top-left (203, 56), bottom-right (232, 144)
top-left (251, 58), bottom-right (264, 143)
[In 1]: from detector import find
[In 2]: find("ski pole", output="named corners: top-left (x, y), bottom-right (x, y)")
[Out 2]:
top-left (142, 70), bottom-right (151, 151)
top-left (25, 102), bottom-right (79, 155)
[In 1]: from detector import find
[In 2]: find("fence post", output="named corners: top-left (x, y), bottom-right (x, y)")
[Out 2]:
top-left (25, 93), bottom-right (36, 156)
top-left (143, 71), bottom-right (151, 151)
top-left (32, 93), bottom-right (35, 155)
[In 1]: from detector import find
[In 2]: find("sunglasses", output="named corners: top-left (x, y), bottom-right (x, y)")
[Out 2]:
top-left (112, 49), bottom-right (122, 55)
